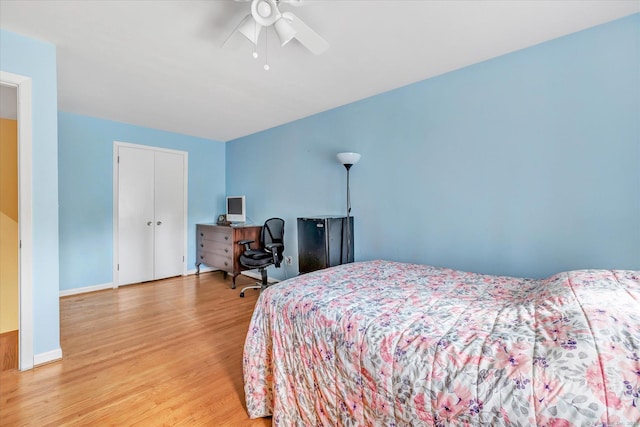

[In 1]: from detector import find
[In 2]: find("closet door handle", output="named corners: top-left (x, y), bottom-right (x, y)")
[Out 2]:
top-left (157, 221), bottom-right (162, 226)
top-left (147, 221), bottom-right (152, 226)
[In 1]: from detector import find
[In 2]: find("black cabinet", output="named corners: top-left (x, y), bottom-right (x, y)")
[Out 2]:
top-left (297, 216), bottom-right (354, 274)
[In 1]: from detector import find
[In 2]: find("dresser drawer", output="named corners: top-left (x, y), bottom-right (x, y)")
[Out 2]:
top-left (197, 239), bottom-right (232, 257)
top-left (198, 251), bottom-right (233, 271)
top-left (198, 226), bottom-right (232, 244)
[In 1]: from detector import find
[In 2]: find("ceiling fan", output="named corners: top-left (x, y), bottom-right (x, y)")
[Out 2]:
top-left (227, 0), bottom-right (329, 56)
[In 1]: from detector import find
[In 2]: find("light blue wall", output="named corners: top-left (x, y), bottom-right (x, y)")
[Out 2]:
top-left (227, 13), bottom-right (640, 280)
top-left (0, 30), bottom-right (60, 355)
top-left (58, 112), bottom-right (225, 291)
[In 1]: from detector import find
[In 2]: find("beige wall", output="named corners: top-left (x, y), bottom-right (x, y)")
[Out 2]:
top-left (0, 118), bottom-right (18, 333)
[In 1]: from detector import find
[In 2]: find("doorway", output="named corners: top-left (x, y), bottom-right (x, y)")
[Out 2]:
top-left (113, 142), bottom-right (187, 287)
top-left (0, 71), bottom-right (34, 371)
top-left (0, 84), bottom-right (19, 370)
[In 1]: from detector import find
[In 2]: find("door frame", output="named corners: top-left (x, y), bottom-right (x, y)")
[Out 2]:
top-left (0, 71), bottom-right (34, 371)
top-left (112, 141), bottom-right (188, 287)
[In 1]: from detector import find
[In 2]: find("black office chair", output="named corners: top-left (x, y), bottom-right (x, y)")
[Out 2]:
top-left (237, 218), bottom-right (284, 298)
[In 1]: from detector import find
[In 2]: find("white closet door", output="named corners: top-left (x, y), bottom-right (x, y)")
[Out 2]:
top-left (118, 146), bottom-right (155, 285)
top-left (153, 151), bottom-right (185, 280)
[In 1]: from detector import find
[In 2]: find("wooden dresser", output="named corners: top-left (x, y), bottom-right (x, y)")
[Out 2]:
top-left (195, 223), bottom-right (262, 288)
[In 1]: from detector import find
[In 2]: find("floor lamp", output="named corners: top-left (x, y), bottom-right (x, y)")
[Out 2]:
top-left (337, 152), bottom-right (361, 264)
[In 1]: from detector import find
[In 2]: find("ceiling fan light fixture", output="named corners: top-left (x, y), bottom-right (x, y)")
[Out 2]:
top-left (237, 14), bottom-right (262, 45)
top-left (257, 1), bottom-right (272, 18)
top-left (274, 17), bottom-right (296, 46)
top-left (251, 0), bottom-right (279, 26)
top-left (227, 0), bottom-right (330, 59)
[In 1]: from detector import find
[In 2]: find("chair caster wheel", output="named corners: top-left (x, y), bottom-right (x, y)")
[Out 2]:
top-left (239, 292), bottom-right (245, 298)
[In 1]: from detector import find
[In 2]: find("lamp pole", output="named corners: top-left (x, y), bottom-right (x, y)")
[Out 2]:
top-left (336, 152), bottom-right (360, 265)
top-left (344, 163), bottom-right (353, 263)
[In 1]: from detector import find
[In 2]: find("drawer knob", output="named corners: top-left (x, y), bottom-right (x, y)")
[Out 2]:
top-left (224, 261), bottom-right (228, 266)
top-left (200, 244), bottom-right (203, 248)
top-left (225, 236), bottom-right (229, 240)
top-left (200, 255), bottom-right (203, 259)
top-left (200, 233), bottom-right (203, 236)
top-left (225, 248), bottom-right (229, 253)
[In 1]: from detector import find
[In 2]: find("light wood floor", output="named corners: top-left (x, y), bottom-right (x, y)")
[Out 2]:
top-left (0, 272), bottom-right (272, 426)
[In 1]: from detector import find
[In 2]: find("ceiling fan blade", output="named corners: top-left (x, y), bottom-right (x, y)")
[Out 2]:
top-left (223, 14), bottom-right (262, 47)
top-left (223, 14), bottom-right (249, 47)
top-left (281, 11), bottom-right (329, 55)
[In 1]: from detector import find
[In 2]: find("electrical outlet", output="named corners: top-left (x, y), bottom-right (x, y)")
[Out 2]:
top-left (285, 256), bottom-right (293, 265)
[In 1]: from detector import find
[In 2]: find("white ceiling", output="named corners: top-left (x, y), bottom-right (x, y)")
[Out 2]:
top-left (0, 1), bottom-right (638, 142)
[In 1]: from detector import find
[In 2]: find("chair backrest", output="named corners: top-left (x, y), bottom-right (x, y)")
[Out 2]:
top-left (261, 218), bottom-right (285, 262)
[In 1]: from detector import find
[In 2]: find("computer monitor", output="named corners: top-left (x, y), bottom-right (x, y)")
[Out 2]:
top-left (226, 196), bottom-right (246, 223)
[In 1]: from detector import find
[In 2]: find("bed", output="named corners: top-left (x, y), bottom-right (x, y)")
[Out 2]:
top-left (243, 260), bottom-right (640, 426)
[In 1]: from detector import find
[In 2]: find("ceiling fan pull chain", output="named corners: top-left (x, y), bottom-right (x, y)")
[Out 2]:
top-left (252, 19), bottom-right (259, 59)
top-left (264, 26), bottom-right (270, 71)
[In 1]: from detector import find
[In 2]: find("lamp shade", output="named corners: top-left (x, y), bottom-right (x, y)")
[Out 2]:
top-left (274, 17), bottom-right (296, 46)
top-left (337, 152), bottom-right (361, 166)
top-left (238, 14), bottom-right (262, 45)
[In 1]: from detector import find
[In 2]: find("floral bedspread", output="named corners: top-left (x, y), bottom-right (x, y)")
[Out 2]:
top-left (243, 260), bottom-right (640, 426)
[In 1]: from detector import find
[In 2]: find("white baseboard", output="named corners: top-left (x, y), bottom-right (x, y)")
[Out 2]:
top-left (187, 267), bottom-right (278, 284)
top-left (34, 348), bottom-right (63, 366)
top-left (187, 266), bottom-right (217, 275)
top-left (59, 282), bottom-right (114, 297)
top-left (242, 270), bottom-right (279, 284)
top-left (58, 269), bottom-right (279, 298)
